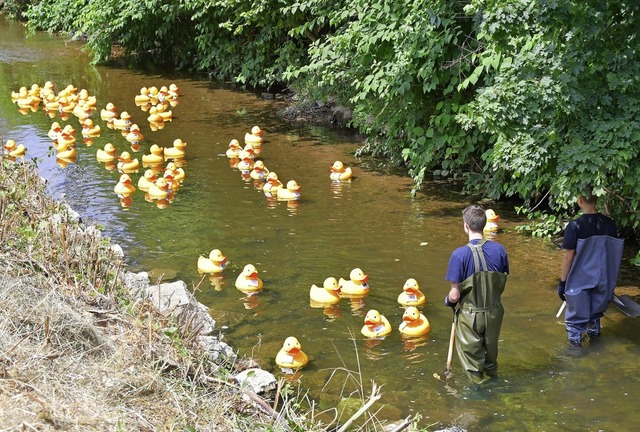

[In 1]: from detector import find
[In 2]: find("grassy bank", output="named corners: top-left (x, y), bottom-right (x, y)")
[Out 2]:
top-left (0, 157), bottom-right (310, 431)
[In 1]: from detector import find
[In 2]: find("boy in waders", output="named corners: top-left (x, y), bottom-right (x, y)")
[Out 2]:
top-left (558, 193), bottom-right (622, 346)
top-left (444, 205), bottom-right (509, 384)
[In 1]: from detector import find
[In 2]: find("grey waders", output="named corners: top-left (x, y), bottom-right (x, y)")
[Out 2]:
top-left (455, 240), bottom-right (508, 384)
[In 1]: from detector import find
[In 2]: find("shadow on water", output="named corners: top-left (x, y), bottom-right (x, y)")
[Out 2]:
top-left (1, 13), bottom-right (640, 430)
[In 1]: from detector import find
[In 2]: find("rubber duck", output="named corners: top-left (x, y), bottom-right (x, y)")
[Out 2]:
top-left (361, 309), bottom-right (392, 338)
top-left (242, 143), bottom-right (256, 159)
top-left (164, 161), bottom-right (185, 183)
top-left (155, 103), bottom-right (172, 122)
top-left (72, 100), bottom-right (93, 120)
top-left (11, 86), bottom-right (28, 101)
top-left (262, 172), bottom-right (283, 195)
top-left (137, 169), bottom-right (157, 191)
top-left (164, 138), bottom-right (187, 159)
top-left (339, 268), bottom-right (370, 297)
top-left (81, 118), bottom-right (101, 137)
top-left (168, 83), bottom-right (180, 99)
top-left (48, 122), bottom-right (62, 141)
top-left (57, 126), bottom-right (77, 148)
top-left (147, 177), bottom-right (171, 200)
top-left (235, 264), bottom-right (263, 292)
top-left (44, 94), bottom-right (60, 112)
top-left (197, 249), bottom-right (228, 274)
top-left (275, 336), bottom-right (308, 370)
top-left (398, 306), bottom-right (430, 337)
top-left (40, 81), bottom-right (55, 98)
top-left (117, 151), bottom-right (140, 172)
top-left (484, 209), bottom-right (500, 233)
top-left (96, 143), bottom-right (117, 163)
top-left (135, 87), bottom-right (150, 105)
top-left (397, 278), bottom-right (426, 307)
top-left (3, 140), bottom-right (26, 157)
top-left (114, 174), bottom-right (136, 197)
top-left (111, 111), bottom-right (132, 130)
top-left (237, 151), bottom-right (255, 172)
top-left (250, 160), bottom-right (269, 180)
top-left (310, 277), bottom-right (341, 305)
top-left (125, 124), bottom-right (144, 145)
top-left (148, 86), bottom-right (160, 105)
top-left (56, 144), bottom-right (77, 161)
top-left (57, 96), bottom-right (75, 113)
top-left (277, 180), bottom-right (301, 201)
top-left (226, 139), bottom-right (242, 158)
top-left (244, 125), bottom-right (264, 146)
top-left (330, 161), bottom-right (353, 181)
top-left (141, 144), bottom-right (164, 165)
top-left (146, 105), bottom-right (164, 124)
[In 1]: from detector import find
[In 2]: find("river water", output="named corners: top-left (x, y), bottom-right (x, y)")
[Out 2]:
top-left (2, 14), bottom-right (640, 431)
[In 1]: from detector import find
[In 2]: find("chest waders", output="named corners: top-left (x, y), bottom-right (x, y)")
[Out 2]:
top-left (564, 235), bottom-right (624, 343)
top-left (455, 240), bottom-right (508, 384)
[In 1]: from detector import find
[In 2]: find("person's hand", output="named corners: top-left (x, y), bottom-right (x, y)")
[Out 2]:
top-left (557, 279), bottom-right (566, 302)
top-left (444, 295), bottom-right (458, 309)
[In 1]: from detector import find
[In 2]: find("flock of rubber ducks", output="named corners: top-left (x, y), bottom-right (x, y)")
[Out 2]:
top-left (7, 81), bottom-right (186, 208)
top-left (7, 81), bottom-right (502, 374)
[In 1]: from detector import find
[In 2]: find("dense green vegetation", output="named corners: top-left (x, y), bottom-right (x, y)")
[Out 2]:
top-left (4, 0), bottom-right (640, 248)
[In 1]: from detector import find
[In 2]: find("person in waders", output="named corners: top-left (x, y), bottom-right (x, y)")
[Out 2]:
top-left (558, 193), bottom-right (622, 347)
top-left (444, 205), bottom-right (509, 384)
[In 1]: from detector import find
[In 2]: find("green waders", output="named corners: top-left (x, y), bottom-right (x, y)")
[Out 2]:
top-left (455, 240), bottom-right (508, 384)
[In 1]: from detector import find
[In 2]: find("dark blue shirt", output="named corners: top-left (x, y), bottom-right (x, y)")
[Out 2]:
top-left (445, 239), bottom-right (509, 283)
top-left (562, 213), bottom-right (618, 250)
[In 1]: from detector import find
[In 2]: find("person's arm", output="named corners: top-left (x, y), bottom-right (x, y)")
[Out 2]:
top-left (447, 282), bottom-right (461, 303)
top-left (560, 249), bottom-right (575, 281)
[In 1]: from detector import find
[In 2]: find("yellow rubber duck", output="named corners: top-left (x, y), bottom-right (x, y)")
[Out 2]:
top-left (125, 124), bottom-right (144, 145)
top-left (117, 151), bottom-right (140, 172)
top-left (244, 125), bottom-right (264, 146)
top-left (276, 180), bottom-right (301, 201)
top-left (226, 139), bottom-right (242, 158)
top-left (397, 278), bottom-right (426, 307)
top-left (275, 336), bottom-right (308, 370)
top-left (56, 143), bottom-right (77, 161)
top-left (262, 172), bottom-right (283, 195)
top-left (135, 87), bottom-right (150, 105)
top-left (146, 105), bottom-right (164, 124)
top-left (48, 122), bottom-right (62, 141)
top-left (235, 264), bottom-right (263, 292)
top-left (168, 83), bottom-right (180, 99)
top-left (57, 126), bottom-right (77, 148)
top-left (484, 209), bottom-right (500, 233)
top-left (197, 249), bottom-right (228, 274)
top-left (398, 306), bottom-right (430, 336)
top-left (250, 160), bottom-right (269, 180)
top-left (164, 138), bottom-right (187, 159)
top-left (310, 277), bottom-right (341, 305)
top-left (72, 100), bottom-right (93, 121)
top-left (148, 86), bottom-right (160, 105)
top-left (147, 177), bottom-right (171, 200)
top-left (100, 102), bottom-right (118, 121)
top-left (3, 139), bottom-right (26, 157)
top-left (164, 161), bottom-right (185, 183)
top-left (96, 143), bottom-right (117, 163)
top-left (11, 86), bottom-right (27, 101)
top-left (137, 169), bottom-right (157, 192)
top-left (237, 151), bottom-right (255, 172)
top-left (44, 94), bottom-right (60, 112)
top-left (111, 111), bottom-right (132, 130)
top-left (155, 103), bottom-right (172, 122)
top-left (114, 173), bottom-right (136, 197)
top-left (361, 309), bottom-right (392, 338)
top-left (330, 161), bottom-right (353, 181)
top-left (141, 144), bottom-right (164, 165)
top-left (339, 268), bottom-right (370, 297)
top-left (81, 118), bottom-right (101, 137)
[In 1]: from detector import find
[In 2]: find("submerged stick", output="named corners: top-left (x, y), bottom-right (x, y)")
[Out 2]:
top-left (556, 301), bottom-right (566, 318)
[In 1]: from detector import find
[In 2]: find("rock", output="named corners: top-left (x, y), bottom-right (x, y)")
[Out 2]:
top-left (198, 336), bottom-right (236, 365)
top-left (124, 271), bottom-right (151, 298)
top-left (235, 368), bottom-right (277, 395)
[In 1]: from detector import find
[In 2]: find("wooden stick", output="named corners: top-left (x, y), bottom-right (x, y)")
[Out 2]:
top-left (445, 315), bottom-right (456, 374)
top-left (556, 301), bottom-right (566, 318)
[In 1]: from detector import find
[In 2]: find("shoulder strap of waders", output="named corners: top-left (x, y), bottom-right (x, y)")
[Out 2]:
top-left (467, 239), bottom-right (488, 273)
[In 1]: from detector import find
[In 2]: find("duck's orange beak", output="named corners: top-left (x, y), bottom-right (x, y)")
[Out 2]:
top-left (360, 274), bottom-right (369, 283)
top-left (287, 347), bottom-right (299, 354)
top-left (247, 271), bottom-right (259, 279)
top-left (403, 315), bottom-right (414, 322)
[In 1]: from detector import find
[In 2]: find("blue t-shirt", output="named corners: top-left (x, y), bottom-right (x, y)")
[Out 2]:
top-left (562, 213), bottom-right (617, 250)
top-left (445, 239), bottom-right (509, 284)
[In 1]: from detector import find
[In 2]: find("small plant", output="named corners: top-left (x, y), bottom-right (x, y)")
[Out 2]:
top-left (514, 206), bottom-right (566, 239)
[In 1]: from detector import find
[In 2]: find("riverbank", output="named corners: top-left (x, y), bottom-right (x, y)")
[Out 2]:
top-left (0, 159), bottom-right (307, 431)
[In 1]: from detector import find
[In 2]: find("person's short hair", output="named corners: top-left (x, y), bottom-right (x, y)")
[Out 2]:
top-left (462, 205), bottom-right (486, 232)
top-left (580, 194), bottom-right (597, 205)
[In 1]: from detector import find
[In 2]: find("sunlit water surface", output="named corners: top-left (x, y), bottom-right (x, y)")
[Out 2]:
top-left (2, 14), bottom-right (640, 430)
